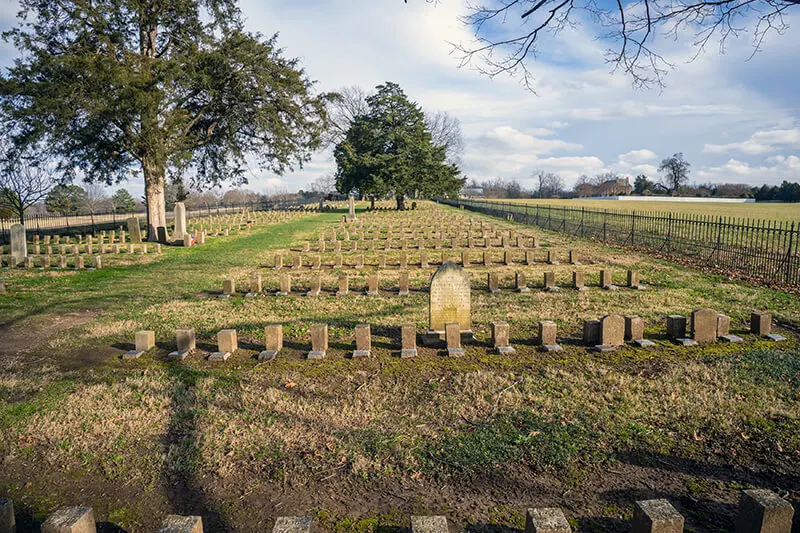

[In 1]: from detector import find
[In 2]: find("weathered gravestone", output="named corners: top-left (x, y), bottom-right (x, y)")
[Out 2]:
top-left (597, 314), bottom-right (625, 351)
top-left (525, 508), bottom-right (570, 533)
top-left (42, 506), bottom-right (96, 533)
top-left (691, 308), bottom-right (719, 343)
top-left (538, 320), bottom-right (562, 352)
top-left (428, 261), bottom-right (471, 336)
top-left (401, 325), bottom-right (418, 358)
top-left (491, 322), bottom-right (514, 354)
top-left (353, 324), bottom-right (371, 358)
top-left (632, 499), bottom-right (684, 533)
top-left (10, 224), bottom-right (27, 266)
top-left (308, 324), bottom-right (328, 359)
top-left (260, 325), bottom-right (283, 361)
top-left (347, 194), bottom-right (356, 222)
top-left (173, 202), bottom-right (187, 240)
top-left (127, 217), bottom-right (142, 244)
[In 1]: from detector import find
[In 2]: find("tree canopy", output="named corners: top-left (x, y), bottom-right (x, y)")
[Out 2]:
top-left (1, 0), bottom-right (331, 240)
top-left (46, 184), bottom-right (87, 216)
top-left (334, 82), bottom-right (464, 210)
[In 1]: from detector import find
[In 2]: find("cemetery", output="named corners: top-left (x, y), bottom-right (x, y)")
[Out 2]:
top-left (0, 200), bottom-right (798, 531)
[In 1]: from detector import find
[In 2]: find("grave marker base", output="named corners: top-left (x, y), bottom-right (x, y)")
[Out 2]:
top-left (497, 345), bottom-right (516, 354)
top-left (631, 284), bottom-right (646, 290)
top-left (593, 344), bottom-right (616, 352)
top-left (245, 292), bottom-right (259, 298)
top-left (306, 290), bottom-right (320, 297)
top-left (542, 344), bottom-right (563, 352)
top-left (398, 290), bottom-right (409, 296)
top-left (633, 339), bottom-right (656, 348)
top-left (276, 291), bottom-right (289, 296)
top-left (720, 334), bottom-right (743, 343)
top-left (208, 351), bottom-right (230, 361)
top-left (122, 350), bottom-right (144, 359)
top-left (336, 291), bottom-right (349, 297)
top-left (218, 294), bottom-right (231, 299)
top-left (352, 350), bottom-right (371, 358)
top-left (366, 290), bottom-right (379, 296)
top-left (168, 350), bottom-right (189, 360)
top-left (447, 347), bottom-right (465, 357)
top-left (259, 350), bottom-right (278, 361)
top-left (307, 350), bottom-right (326, 359)
top-left (516, 287), bottom-right (531, 293)
top-left (603, 285), bottom-right (619, 291)
top-left (544, 286), bottom-right (561, 292)
top-left (400, 349), bottom-right (418, 358)
top-left (675, 338), bottom-right (698, 347)
top-left (765, 333), bottom-right (787, 341)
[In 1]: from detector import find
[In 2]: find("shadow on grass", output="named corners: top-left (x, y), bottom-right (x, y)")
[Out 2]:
top-left (162, 363), bottom-right (230, 532)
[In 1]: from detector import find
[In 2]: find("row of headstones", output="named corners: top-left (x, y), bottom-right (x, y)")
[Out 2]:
top-left (125, 310), bottom-right (785, 362)
top-left (221, 269), bottom-right (644, 298)
top-left (323, 223), bottom-right (528, 242)
top-left (581, 310), bottom-right (784, 352)
top-left (272, 250), bottom-right (591, 270)
top-left (1, 254), bottom-right (106, 270)
top-left (23, 229), bottom-right (129, 246)
top-left (2, 489), bottom-right (792, 533)
top-left (5, 242), bottom-right (158, 257)
top-left (125, 324), bottom-right (393, 361)
top-left (300, 235), bottom-right (539, 251)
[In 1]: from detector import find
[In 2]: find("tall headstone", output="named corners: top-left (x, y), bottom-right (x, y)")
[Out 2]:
top-left (428, 261), bottom-right (471, 335)
top-left (401, 325), bottom-right (418, 358)
top-left (173, 202), bottom-right (187, 241)
top-left (10, 224), bottom-right (26, 266)
top-left (347, 194), bottom-right (356, 222)
top-left (260, 325), bottom-right (283, 361)
top-left (127, 217), bottom-right (142, 244)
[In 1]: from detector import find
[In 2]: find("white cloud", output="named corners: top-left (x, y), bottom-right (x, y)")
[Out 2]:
top-left (703, 129), bottom-right (800, 155)
top-left (695, 155), bottom-right (800, 185)
top-left (481, 126), bottom-right (582, 155)
top-left (619, 149), bottom-right (658, 163)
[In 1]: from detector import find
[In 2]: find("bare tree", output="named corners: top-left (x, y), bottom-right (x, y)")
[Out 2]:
top-left (0, 141), bottom-right (55, 225)
top-left (323, 86), bottom-right (370, 149)
top-left (311, 174), bottom-right (337, 196)
top-left (83, 182), bottom-right (110, 225)
top-left (658, 152), bottom-right (691, 194)
top-left (443, 0), bottom-right (798, 89)
top-left (532, 169), bottom-right (564, 198)
top-left (426, 110), bottom-right (465, 165)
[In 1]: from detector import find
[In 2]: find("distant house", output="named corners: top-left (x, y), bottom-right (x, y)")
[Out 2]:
top-left (461, 187), bottom-right (484, 198)
top-left (599, 177), bottom-right (632, 196)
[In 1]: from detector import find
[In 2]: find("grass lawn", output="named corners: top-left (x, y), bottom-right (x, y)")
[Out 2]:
top-left (482, 198), bottom-right (800, 223)
top-left (0, 202), bottom-right (798, 532)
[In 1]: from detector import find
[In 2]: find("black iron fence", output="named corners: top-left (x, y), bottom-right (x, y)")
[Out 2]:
top-left (442, 198), bottom-right (800, 289)
top-left (0, 199), bottom-right (315, 244)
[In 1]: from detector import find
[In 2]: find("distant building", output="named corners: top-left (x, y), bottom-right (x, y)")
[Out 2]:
top-left (460, 187), bottom-right (484, 198)
top-left (599, 177), bottom-right (632, 196)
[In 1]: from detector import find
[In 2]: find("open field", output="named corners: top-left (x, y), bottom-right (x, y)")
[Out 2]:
top-left (482, 198), bottom-right (800, 223)
top-left (1, 202), bottom-right (799, 532)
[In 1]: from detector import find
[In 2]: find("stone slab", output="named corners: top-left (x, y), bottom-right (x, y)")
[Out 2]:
top-left (411, 516), bottom-right (448, 533)
top-left (593, 344), bottom-right (616, 353)
top-left (735, 489), bottom-right (794, 533)
top-left (122, 350), bottom-right (145, 360)
top-left (675, 338), bottom-right (698, 347)
top-left (633, 339), bottom-right (657, 348)
top-left (542, 344), bottom-right (563, 352)
top-left (525, 508), bottom-right (570, 533)
top-left (259, 350), bottom-right (279, 361)
top-left (720, 334), bottom-right (744, 343)
top-left (208, 351), bottom-right (231, 361)
top-left (765, 333), bottom-right (787, 342)
top-left (273, 516), bottom-right (313, 533)
top-left (42, 507), bottom-right (96, 533)
top-left (159, 514), bottom-right (203, 533)
top-left (632, 499), bottom-right (684, 533)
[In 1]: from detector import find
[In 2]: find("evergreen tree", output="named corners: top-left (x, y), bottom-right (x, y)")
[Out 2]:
top-left (45, 184), bottom-right (87, 216)
top-left (1, 1), bottom-right (330, 240)
top-left (111, 189), bottom-right (137, 213)
top-left (334, 82), bottom-right (463, 210)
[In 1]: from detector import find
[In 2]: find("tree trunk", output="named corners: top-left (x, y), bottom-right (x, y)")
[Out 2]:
top-left (370, 196), bottom-right (375, 210)
top-left (395, 193), bottom-right (405, 210)
top-left (142, 159), bottom-right (167, 242)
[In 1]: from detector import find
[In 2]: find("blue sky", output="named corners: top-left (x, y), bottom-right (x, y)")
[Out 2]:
top-left (1, 0), bottom-right (798, 198)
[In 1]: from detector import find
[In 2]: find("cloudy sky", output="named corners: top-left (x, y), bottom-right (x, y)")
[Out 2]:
top-left (1, 0), bottom-right (798, 196)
